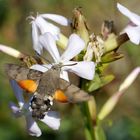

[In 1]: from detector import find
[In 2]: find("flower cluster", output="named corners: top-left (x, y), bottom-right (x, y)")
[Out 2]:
top-left (29, 13), bottom-right (69, 54)
top-left (31, 33), bottom-right (95, 81)
top-left (9, 13), bottom-right (95, 136)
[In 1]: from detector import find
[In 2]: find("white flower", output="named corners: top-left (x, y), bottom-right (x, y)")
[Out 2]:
top-left (9, 80), bottom-right (60, 137)
top-left (29, 13), bottom-right (69, 54)
top-left (31, 33), bottom-right (95, 81)
top-left (117, 3), bottom-right (140, 45)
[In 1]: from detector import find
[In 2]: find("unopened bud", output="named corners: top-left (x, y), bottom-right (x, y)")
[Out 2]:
top-left (98, 92), bottom-right (121, 121)
top-left (0, 44), bottom-right (22, 58)
top-left (119, 67), bottom-right (140, 92)
top-left (88, 96), bottom-right (97, 123)
top-left (104, 33), bottom-right (118, 53)
top-left (101, 20), bottom-right (114, 40)
top-left (98, 67), bottom-right (140, 120)
top-left (56, 33), bottom-right (68, 49)
top-left (71, 7), bottom-right (89, 44)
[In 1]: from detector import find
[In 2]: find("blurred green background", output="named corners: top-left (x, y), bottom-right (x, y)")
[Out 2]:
top-left (0, 0), bottom-right (140, 140)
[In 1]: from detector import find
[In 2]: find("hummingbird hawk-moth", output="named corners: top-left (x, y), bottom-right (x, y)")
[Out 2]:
top-left (5, 63), bottom-right (91, 119)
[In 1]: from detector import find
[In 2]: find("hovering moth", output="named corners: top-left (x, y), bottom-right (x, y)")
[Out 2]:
top-left (5, 64), bottom-right (91, 119)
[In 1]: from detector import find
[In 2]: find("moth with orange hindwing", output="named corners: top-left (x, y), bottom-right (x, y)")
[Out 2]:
top-left (5, 63), bottom-right (91, 119)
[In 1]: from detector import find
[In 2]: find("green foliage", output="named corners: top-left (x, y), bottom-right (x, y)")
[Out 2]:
top-left (106, 117), bottom-right (140, 140)
top-left (101, 52), bottom-right (124, 63)
top-left (86, 74), bottom-right (115, 92)
top-left (0, 0), bottom-right (9, 27)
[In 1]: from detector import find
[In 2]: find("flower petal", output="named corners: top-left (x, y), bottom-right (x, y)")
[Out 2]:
top-left (60, 34), bottom-right (85, 62)
top-left (31, 21), bottom-right (43, 54)
top-left (40, 14), bottom-right (69, 26)
top-left (10, 80), bottom-right (24, 108)
top-left (123, 25), bottom-right (140, 45)
top-left (39, 33), bottom-right (60, 62)
top-left (117, 3), bottom-right (140, 26)
top-left (40, 111), bottom-right (60, 130)
top-left (60, 71), bottom-right (69, 81)
top-left (62, 61), bottom-right (95, 80)
top-left (30, 64), bottom-right (50, 72)
top-left (35, 16), bottom-right (60, 39)
top-left (26, 115), bottom-right (42, 137)
top-left (9, 102), bottom-right (22, 117)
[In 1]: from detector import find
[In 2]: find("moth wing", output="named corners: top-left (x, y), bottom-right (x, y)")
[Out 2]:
top-left (5, 63), bottom-right (43, 81)
top-left (5, 64), bottom-right (43, 93)
top-left (58, 78), bottom-right (91, 103)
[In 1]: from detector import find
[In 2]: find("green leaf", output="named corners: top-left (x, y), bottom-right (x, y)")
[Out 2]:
top-left (101, 52), bottom-right (124, 63)
top-left (97, 63), bottom-right (109, 74)
top-left (87, 74), bottom-right (115, 92)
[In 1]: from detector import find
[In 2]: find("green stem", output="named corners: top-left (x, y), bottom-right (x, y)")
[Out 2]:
top-left (81, 102), bottom-right (96, 140)
top-left (79, 79), bottom-right (96, 140)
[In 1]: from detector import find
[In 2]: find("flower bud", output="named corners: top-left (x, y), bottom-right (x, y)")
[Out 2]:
top-left (0, 44), bottom-right (22, 58)
top-left (98, 67), bottom-right (140, 120)
top-left (56, 33), bottom-right (68, 49)
top-left (71, 7), bottom-right (89, 45)
top-left (88, 96), bottom-right (97, 123)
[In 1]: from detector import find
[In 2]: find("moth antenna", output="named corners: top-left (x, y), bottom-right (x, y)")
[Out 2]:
top-left (61, 63), bottom-right (78, 68)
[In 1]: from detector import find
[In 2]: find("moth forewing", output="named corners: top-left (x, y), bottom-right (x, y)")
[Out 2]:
top-left (5, 63), bottom-right (43, 93)
top-left (5, 64), bottom-right (43, 81)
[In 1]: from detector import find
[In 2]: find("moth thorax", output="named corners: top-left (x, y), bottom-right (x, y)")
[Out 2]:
top-left (30, 94), bottom-right (53, 119)
top-left (51, 64), bottom-right (61, 71)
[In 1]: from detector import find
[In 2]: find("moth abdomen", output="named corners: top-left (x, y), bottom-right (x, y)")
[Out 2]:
top-left (30, 93), bottom-right (53, 119)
